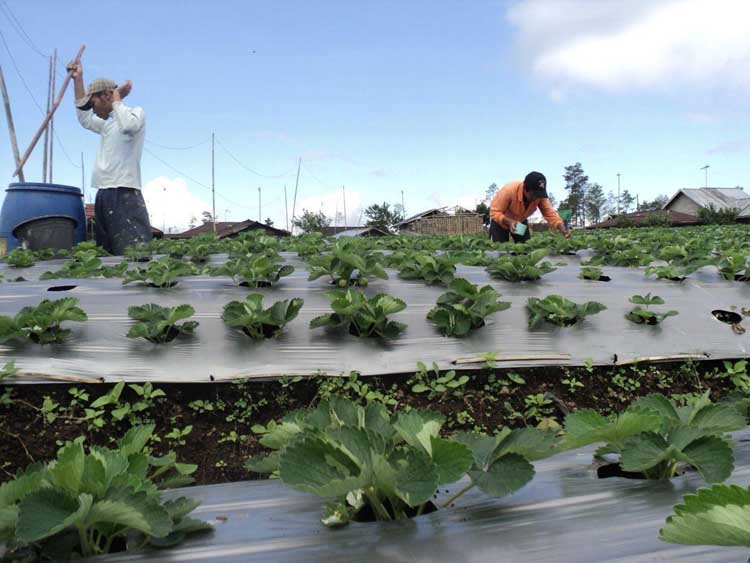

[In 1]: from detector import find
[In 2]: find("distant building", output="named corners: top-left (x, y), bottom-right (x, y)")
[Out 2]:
top-left (663, 187), bottom-right (750, 220)
top-left (169, 220), bottom-right (290, 239)
top-left (332, 226), bottom-right (390, 238)
top-left (397, 207), bottom-right (484, 235)
top-left (589, 210), bottom-right (701, 229)
top-left (320, 225), bottom-right (362, 236)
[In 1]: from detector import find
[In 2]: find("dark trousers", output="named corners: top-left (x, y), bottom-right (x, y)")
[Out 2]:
top-left (94, 187), bottom-right (152, 255)
top-left (489, 219), bottom-right (530, 243)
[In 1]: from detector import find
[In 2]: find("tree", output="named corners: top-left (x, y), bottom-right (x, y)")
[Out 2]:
top-left (619, 189), bottom-right (635, 213)
top-left (292, 209), bottom-right (331, 234)
top-left (639, 195), bottom-right (669, 211)
top-left (561, 163), bottom-right (589, 227)
top-left (201, 211), bottom-right (215, 224)
top-left (188, 215), bottom-right (198, 229)
top-left (364, 202), bottom-right (405, 233)
top-left (475, 202), bottom-right (490, 225)
top-left (484, 183), bottom-right (498, 202)
top-left (584, 183), bottom-right (607, 225)
top-left (264, 217), bottom-right (274, 226)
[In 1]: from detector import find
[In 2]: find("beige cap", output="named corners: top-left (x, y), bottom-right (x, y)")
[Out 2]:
top-left (76, 78), bottom-right (118, 110)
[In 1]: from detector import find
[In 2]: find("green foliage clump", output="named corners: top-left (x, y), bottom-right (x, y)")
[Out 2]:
top-left (127, 304), bottom-right (199, 343)
top-left (427, 278), bottom-right (510, 336)
top-left (0, 297), bottom-right (87, 344)
top-left (123, 257), bottom-right (197, 288)
top-left (4, 248), bottom-right (35, 268)
top-left (246, 397), bottom-right (557, 526)
top-left (626, 293), bottom-right (678, 325)
top-left (310, 289), bottom-right (406, 338)
top-left (0, 425), bottom-right (209, 560)
top-left (486, 249), bottom-right (556, 282)
top-left (223, 294), bottom-right (303, 339)
top-left (527, 295), bottom-right (606, 328)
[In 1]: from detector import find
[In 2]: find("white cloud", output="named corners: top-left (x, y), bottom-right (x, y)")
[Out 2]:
top-left (508, 0), bottom-right (750, 93)
top-left (296, 188), bottom-right (364, 228)
top-left (142, 176), bottom-right (212, 233)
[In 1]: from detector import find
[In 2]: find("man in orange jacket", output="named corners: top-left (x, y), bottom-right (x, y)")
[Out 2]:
top-left (489, 171), bottom-right (570, 243)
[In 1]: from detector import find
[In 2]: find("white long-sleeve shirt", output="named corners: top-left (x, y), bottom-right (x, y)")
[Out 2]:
top-left (76, 101), bottom-right (146, 190)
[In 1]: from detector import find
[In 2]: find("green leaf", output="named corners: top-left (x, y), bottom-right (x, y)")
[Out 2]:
top-left (15, 489), bottom-right (90, 542)
top-left (620, 432), bottom-right (672, 472)
top-left (660, 484), bottom-right (750, 546)
top-left (118, 424), bottom-right (155, 457)
top-left (454, 431), bottom-right (505, 469)
top-left (690, 404), bottom-right (746, 434)
top-left (393, 410), bottom-right (444, 455)
top-left (245, 451), bottom-right (280, 474)
top-left (681, 436), bottom-right (735, 484)
top-left (471, 453), bottom-right (534, 497)
top-left (85, 487), bottom-right (172, 538)
top-left (498, 428), bottom-right (560, 462)
top-left (563, 409), bottom-right (662, 450)
top-left (392, 448), bottom-right (439, 507)
top-left (49, 441), bottom-right (85, 495)
top-left (279, 435), bottom-right (365, 498)
top-left (430, 437), bottom-right (473, 484)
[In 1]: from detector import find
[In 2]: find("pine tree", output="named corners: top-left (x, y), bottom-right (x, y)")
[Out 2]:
top-left (561, 163), bottom-right (589, 226)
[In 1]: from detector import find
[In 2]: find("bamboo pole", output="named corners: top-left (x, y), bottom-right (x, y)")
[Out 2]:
top-left (0, 63), bottom-right (25, 182)
top-left (613, 353), bottom-right (707, 366)
top-left (42, 54), bottom-right (52, 182)
top-left (452, 353), bottom-right (572, 365)
top-left (13, 44), bottom-right (85, 177)
top-left (49, 48), bottom-right (57, 183)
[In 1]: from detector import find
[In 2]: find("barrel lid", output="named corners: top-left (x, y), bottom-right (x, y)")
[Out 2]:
top-left (7, 182), bottom-right (82, 196)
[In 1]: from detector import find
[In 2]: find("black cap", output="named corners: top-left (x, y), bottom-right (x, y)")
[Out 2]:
top-left (523, 171), bottom-right (548, 199)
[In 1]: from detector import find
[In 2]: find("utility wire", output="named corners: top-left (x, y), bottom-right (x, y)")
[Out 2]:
top-left (143, 147), bottom-right (213, 191)
top-left (0, 1), bottom-right (47, 60)
top-left (302, 161), bottom-right (339, 190)
top-left (214, 136), bottom-right (295, 179)
top-left (145, 138), bottom-right (210, 151)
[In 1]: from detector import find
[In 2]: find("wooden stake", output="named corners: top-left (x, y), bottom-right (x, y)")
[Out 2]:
top-left (13, 44), bottom-right (85, 177)
top-left (49, 48), bottom-right (57, 183)
top-left (291, 156), bottom-right (301, 234)
top-left (613, 353), bottom-right (707, 366)
top-left (0, 63), bottom-right (25, 182)
top-left (453, 353), bottom-right (572, 365)
top-left (42, 54), bottom-right (52, 183)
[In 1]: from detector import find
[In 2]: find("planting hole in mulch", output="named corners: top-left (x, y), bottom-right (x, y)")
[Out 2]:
top-left (239, 281), bottom-right (272, 288)
top-left (146, 281), bottom-right (178, 288)
top-left (597, 275), bottom-right (611, 282)
top-left (712, 310), bottom-right (742, 324)
top-left (597, 463), bottom-right (694, 480)
top-left (47, 285), bottom-right (77, 292)
top-left (241, 324), bottom-right (278, 339)
top-left (666, 276), bottom-right (686, 282)
top-left (735, 275), bottom-right (750, 282)
top-left (353, 500), bottom-right (438, 523)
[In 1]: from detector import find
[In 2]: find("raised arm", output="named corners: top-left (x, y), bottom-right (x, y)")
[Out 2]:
top-left (67, 59), bottom-right (105, 133)
top-left (111, 81), bottom-right (145, 135)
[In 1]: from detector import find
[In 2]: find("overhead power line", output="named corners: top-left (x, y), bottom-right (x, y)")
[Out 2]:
top-left (214, 136), bottom-right (295, 179)
top-left (145, 138), bottom-right (210, 151)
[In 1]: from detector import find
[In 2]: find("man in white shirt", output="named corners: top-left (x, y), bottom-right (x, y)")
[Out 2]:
top-left (67, 60), bottom-right (151, 255)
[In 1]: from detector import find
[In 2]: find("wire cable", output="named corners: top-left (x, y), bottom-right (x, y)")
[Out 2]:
top-left (301, 161), bottom-right (340, 190)
top-left (143, 147), bottom-right (213, 191)
top-left (214, 136), bottom-right (295, 179)
top-left (0, 1), bottom-right (48, 60)
top-left (145, 138), bottom-right (210, 151)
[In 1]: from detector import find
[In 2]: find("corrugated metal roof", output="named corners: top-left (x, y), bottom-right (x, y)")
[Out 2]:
top-left (332, 227), bottom-right (389, 238)
top-left (590, 210), bottom-right (701, 229)
top-left (397, 208), bottom-right (444, 227)
top-left (667, 188), bottom-right (750, 217)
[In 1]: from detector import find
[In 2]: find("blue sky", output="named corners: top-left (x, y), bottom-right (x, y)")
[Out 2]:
top-left (0, 0), bottom-right (748, 231)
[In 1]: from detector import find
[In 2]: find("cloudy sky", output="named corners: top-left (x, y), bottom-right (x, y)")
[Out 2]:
top-left (0, 0), bottom-right (748, 231)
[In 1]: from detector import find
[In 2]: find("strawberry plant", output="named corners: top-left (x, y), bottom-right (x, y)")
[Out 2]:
top-left (4, 248), bottom-right (35, 268)
top-left (409, 361), bottom-right (469, 399)
top-left (246, 397), bottom-right (557, 526)
top-left (40, 251), bottom-right (128, 280)
top-left (659, 484), bottom-right (750, 547)
top-left (123, 257), bottom-right (197, 288)
top-left (486, 249), bottom-right (556, 282)
top-left (0, 297), bottom-right (87, 344)
top-left (398, 253), bottom-right (456, 286)
top-left (124, 242), bottom-right (153, 262)
top-left (527, 295), bottom-right (606, 328)
top-left (223, 294), bottom-right (304, 338)
top-left (579, 266), bottom-right (610, 282)
top-left (626, 293), bottom-right (678, 325)
top-left (717, 251), bottom-right (750, 281)
top-left (127, 304), bottom-right (199, 343)
top-left (310, 289), bottom-right (407, 338)
top-left (0, 425), bottom-right (209, 560)
top-left (307, 238), bottom-right (387, 287)
top-left (562, 391), bottom-right (745, 482)
top-left (427, 278), bottom-right (510, 336)
top-left (211, 254), bottom-right (294, 287)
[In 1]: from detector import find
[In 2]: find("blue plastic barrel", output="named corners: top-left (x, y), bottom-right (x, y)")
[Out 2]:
top-left (0, 182), bottom-right (86, 254)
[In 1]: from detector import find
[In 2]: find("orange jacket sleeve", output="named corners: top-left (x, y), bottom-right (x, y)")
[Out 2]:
top-left (490, 188), bottom-right (512, 229)
top-left (538, 198), bottom-right (563, 229)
